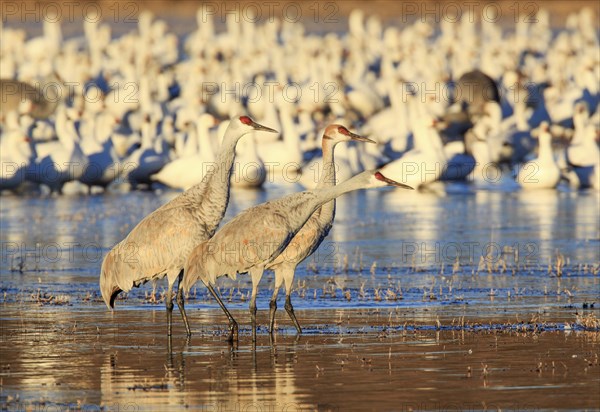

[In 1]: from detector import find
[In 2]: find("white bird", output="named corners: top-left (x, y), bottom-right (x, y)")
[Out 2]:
top-left (380, 99), bottom-right (447, 190)
top-left (544, 86), bottom-right (582, 125)
top-left (100, 116), bottom-right (278, 337)
top-left (265, 124), bottom-right (375, 334)
top-left (441, 140), bottom-right (476, 181)
top-left (150, 114), bottom-right (217, 190)
top-left (256, 102), bottom-right (303, 174)
top-left (0, 129), bottom-right (34, 192)
top-left (181, 168), bottom-right (412, 342)
top-left (79, 139), bottom-right (121, 192)
top-left (517, 122), bottom-right (560, 190)
top-left (230, 131), bottom-right (267, 189)
top-left (463, 114), bottom-right (498, 185)
top-left (362, 78), bottom-right (411, 152)
top-left (344, 82), bottom-right (385, 119)
top-left (79, 113), bottom-right (121, 191)
top-left (565, 102), bottom-right (600, 188)
top-left (121, 114), bottom-right (169, 188)
top-left (29, 106), bottom-right (87, 193)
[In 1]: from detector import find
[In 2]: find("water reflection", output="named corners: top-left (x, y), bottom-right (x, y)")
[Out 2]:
top-left (97, 327), bottom-right (305, 409)
top-left (518, 190), bottom-right (560, 258)
top-left (2, 306), bottom-right (599, 411)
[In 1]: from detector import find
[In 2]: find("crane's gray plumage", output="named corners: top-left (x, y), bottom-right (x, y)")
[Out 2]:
top-left (181, 168), bottom-right (412, 342)
top-left (99, 115), bottom-right (277, 336)
top-left (264, 125), bottom-right (375, 334)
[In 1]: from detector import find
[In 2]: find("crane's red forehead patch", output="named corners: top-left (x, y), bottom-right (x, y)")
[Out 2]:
top-left (240, 116), bottom-right (253, 125)
top-left (374, 172), bottom-right (385, 181)
top-left (338, 126), bottom-right (350, 135)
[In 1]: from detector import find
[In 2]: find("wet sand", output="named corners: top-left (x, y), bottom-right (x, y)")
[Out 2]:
top-left (1, 305), bottom-right (599, 411)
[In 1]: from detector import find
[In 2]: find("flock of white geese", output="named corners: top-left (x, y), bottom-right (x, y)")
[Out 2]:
top-left (0, 7), bottom-right (599, 194)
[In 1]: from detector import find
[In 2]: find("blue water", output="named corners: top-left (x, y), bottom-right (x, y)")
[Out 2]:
top-left (1, 183), bottom-right (598, 313)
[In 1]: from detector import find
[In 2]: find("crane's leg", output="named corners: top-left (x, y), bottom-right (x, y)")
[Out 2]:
top-left (268, 270), bottom-right (285, 334)
top-left (250, 299), bottom-right (258, 343)
top-left (206, 283), bottom-right (238, 343)
top-left (249, 269), bottom-right (264, 343)
top-left (283, 267), bottom-right (302, 334)
top-left (175, 271), bottom-right (192, 337)
top-left (284, 294), bottom-right (302, 334)
top-left (166, 283), bottom-right (174, 336)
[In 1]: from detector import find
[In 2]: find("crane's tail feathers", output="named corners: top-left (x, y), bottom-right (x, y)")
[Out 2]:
top-left (107, 287), bottom-right (122, 309)
top-left (180, 266), bottom-right (206, 294)
top-left (181, 244), bottom-right (208, 293)
top-left (100, 251), bottom-right (122, 310)
top-left (180, 271), bottom-right (193, 294)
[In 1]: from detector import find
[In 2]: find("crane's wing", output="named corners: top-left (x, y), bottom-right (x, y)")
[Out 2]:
top-left (100, 203), bottom-right (209, 307)
top-left (212, 207), bottom-right (294, 272)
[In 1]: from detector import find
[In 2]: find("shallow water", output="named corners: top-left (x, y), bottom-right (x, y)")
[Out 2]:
top-left (1, 185), bottom-right (599, 410)
top-left (1, 307), bottom-right (599, 411)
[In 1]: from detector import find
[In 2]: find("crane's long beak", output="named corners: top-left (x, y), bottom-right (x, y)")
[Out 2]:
top-left (349, 131), bottom-right (376, 144)
top-left (375, 171), bottom-right (414, 190)
top-left (251, 121), bottom-right (278, 133)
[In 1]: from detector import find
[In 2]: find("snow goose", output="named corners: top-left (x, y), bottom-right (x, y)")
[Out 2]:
top-left (29, 105), bottom-right (87, 193)
top-left (79, 113), bottom-right (121, 191)
top-left (517, 122), bottom-right (560, 190)
top-left (380, 98), bottom-right (448, 190)
top-left (230, 130), bottom-right (266, 189)
top-left (564, 102), bottom-right (600, 188)
top-left (150, 113), bottom-right (217, 190)
top-left (256, 101), bottom-right (302, 174)
top-left (0, 128), bottom-right (34, 192)
top-left (121, 114), bottom-right (169, 188)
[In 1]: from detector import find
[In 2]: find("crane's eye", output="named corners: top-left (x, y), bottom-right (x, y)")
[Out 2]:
top-left (240, 116), bottom-right (252, 125)
top-left (338, 126), bottom-right (349, 135)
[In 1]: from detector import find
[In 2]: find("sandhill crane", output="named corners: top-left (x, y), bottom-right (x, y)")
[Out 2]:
top-left (181, 169), bottom-right (413, 342)
top-left (265, 124), bottom-right (375, 335)
top-left (100, 116), bottom-right (277, 337)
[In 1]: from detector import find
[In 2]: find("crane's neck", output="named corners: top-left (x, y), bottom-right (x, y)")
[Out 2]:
top-left (314, 138), bottom-right (337, 223)
top-left (316, 139), bottom-right (336, 189)
top-left (183, 127), bottom-right (244, 236)
top-left (310, 171), bottom-right (372, 212)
